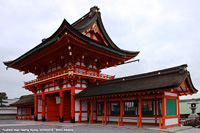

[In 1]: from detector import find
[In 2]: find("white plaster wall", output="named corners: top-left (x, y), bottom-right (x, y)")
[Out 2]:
top-left (63, 85), bottom-right (66, 88)
top-left (165, 118), bottom-right (178, 126)
top-left (18, 108), bottom-right (21, 115)
top-left (75, 89), bottom-right (82, 94)
top-left (38, 113), bottom-right (42, 120)
top-left (75, 113), bottom-right (79, 121)
top-left (123, 117), bottom-right (137, 122)
top-left (82, 101), bottom-right (87, 111)
top-left (38, 105), bottom-right (42, 112)
top-left (81, 113), bottom-right (87, 121)
top-left (55, 86), bottom-right (59, 90)
top-left (75, 100), bottom-right (80, 111)
top-left (108, 117), bottom-right (118, 122)
top-left (75, 83), bottom-right (81, 87)
top-left (141, 117), bottom-right (156, 123)
top-left (165, 92), bottom-right (177, 97)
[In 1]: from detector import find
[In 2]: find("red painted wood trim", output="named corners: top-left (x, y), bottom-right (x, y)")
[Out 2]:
top-left (165, 115), bottom-right (179, 119)
top-left (139, 95), bottom-right (142, 127)
top-left (177, 97), bottom-right (180, 124)
top-left (162, 92), bottom-right (165, 127)
top-left (80, 100), bottom-right (82, 122)
top-left (71, 86), bottom-right (75, 119)
top-left (42, 92), bottom-right (45, 118)
top-left (91, 100), bottom-right (93, 123)
top-left (104, 99), bottom-right (107, 124)
top-left (59, 89), bottom-right (63, 118)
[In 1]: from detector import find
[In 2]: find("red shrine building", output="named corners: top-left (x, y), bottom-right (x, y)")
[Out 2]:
top-left (4, 6), bottom-right (198, 128)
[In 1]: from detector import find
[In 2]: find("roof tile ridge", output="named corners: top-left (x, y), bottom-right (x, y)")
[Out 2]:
top-left (90, 64), bottom-right (188, 86)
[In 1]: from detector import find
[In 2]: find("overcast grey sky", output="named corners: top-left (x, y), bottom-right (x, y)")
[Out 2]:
top-left (0, 0), bottom-right (200, 99)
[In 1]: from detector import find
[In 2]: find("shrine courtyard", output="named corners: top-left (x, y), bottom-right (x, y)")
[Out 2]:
top-left (0, 120), bottom-right (198, 133)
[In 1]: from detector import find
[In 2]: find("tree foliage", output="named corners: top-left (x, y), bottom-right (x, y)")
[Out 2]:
top-left (0, 92), bottom-right (8, 107)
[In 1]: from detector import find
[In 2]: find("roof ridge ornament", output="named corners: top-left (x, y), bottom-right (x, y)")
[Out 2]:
top-left (89, 6), bottom-right (100, 18)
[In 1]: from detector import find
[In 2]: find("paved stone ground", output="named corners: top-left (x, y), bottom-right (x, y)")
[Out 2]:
top-left (0, 120), bottom-right (199, 133)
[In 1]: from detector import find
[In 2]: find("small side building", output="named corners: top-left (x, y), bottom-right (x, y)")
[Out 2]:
top-left (74, 64), bottom-right (198, 128)
top-left (0, 98), bottom-right (19, 120)
top-left (10, 94), bottom-right (34, 120)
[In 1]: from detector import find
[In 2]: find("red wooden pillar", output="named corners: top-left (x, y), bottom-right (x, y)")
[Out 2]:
top-left (104, 99), bottom-right (107, 125)
top-left (34, 93), bottom-right (38, 121)
top-left (79, 100), bottom-right (82, 123)
top-left (16, 107), bottom-right (18, 120)
top-left (71, 86), bottom-right (75, 123)
top-left (120, 97), bottom-right (123, 125)
top-left (91, 100), bottom-right (93, 124)
top-left (59, 90), bottom-right (64, 122)
top-left (162, 92), bottom-right (165, 128)
top-left (139, 95), bottom-right (142, 127)
top-left (42, 92), bottom-right (46, 122)
top-left (177, 96), bottom-right (180, 124)
top-left (155, 99), bottom-right (157, 124)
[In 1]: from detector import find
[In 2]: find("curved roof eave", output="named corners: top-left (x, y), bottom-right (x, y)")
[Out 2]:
top-left (72, 12), bottom-right (140, 57)
top-left (185, 72), bottom-right (198, 94)
top-left (4, 10), bottom-right (140, 69)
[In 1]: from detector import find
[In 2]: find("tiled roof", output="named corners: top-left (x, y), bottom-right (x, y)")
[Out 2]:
top-left (74, 64), bottom-right (198, 98)
top-left (10, 94), bottom-right (34, 107)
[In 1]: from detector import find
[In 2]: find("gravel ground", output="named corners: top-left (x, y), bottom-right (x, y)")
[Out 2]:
top-left (0, 120), bottom-right (163, 133)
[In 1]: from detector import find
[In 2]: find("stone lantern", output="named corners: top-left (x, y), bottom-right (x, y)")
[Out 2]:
top-left (187, 99), bottom-right (199, 119)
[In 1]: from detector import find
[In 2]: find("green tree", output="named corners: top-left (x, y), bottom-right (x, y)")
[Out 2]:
top-left (0, 92), bottom-right (8, 107)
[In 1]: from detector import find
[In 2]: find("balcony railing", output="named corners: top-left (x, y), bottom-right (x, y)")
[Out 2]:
top-left (24, 68), bottom-right (115, 86)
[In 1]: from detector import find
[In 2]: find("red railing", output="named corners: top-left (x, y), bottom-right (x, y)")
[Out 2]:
top-left (24, 69), bottom-right (115, 85)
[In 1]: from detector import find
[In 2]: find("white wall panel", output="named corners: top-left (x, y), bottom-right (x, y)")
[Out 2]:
top-left (81, 113), bottom-right (87, 120)
top-left (123, 117), bottom-right (137, 122)
top-left (75, 89), bottom-right (82, 94)
top-left (75, 113), bottom-right (79, 121)
top-left (38, 105), bottom-right (42, 112)
top-left (18, 108), bottom-right (21, 115)
top-left (38, 113), bottom-right (42, 120)
top-left (165, 92), bottom-right (177, 97)
top-left (165, 118), bottom-right (178, 126)
top-left (75, 100), bottom-right (80, 111)
top-left (82, 101), bottom-right (87, 111)
top-left (108, 117), bottom-right (118, 122)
